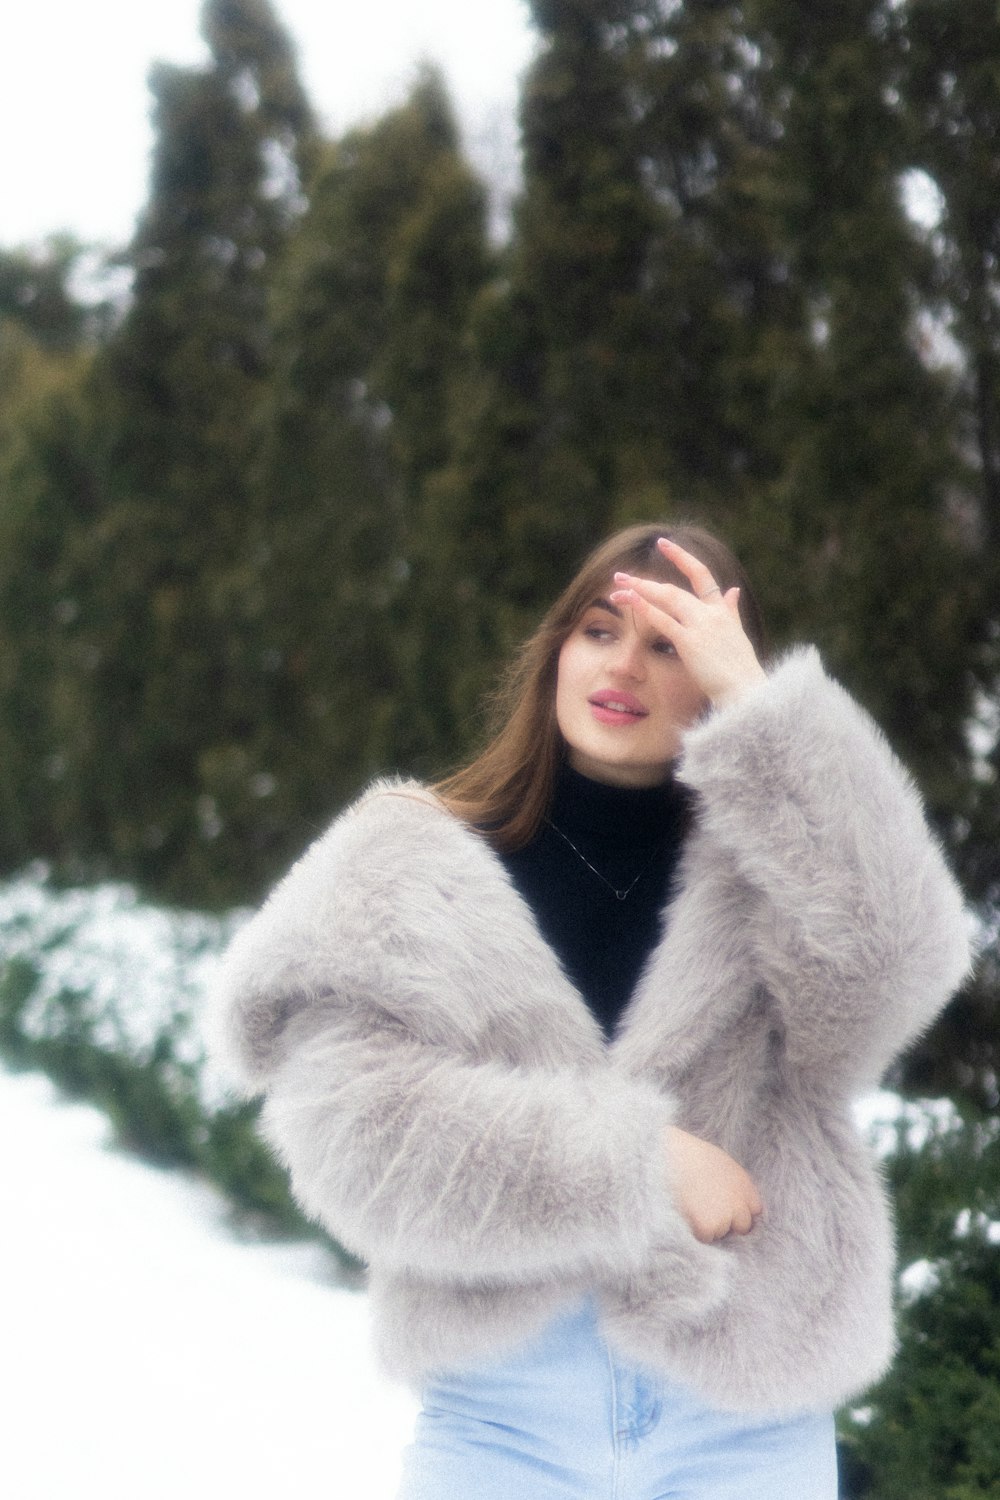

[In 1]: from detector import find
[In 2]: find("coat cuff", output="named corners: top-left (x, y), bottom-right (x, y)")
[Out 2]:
top-left (677, 645), bottom-right (827, 795)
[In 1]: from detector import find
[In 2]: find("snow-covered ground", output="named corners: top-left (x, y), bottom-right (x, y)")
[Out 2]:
top-left (1, 1066), bottom-right (418, 1500)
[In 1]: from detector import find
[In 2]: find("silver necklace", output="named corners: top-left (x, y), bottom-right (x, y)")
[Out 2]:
top-left (545, 818), bottom-right (660, 901)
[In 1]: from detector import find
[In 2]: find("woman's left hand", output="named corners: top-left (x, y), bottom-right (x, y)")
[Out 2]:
top-left (610, 537), bottom-right (767, 710)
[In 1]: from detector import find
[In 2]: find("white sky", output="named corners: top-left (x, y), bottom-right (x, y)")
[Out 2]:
top-left (2, 0), bottom-right (537, 250)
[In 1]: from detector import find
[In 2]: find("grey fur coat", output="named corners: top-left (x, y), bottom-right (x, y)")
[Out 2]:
top-left (210, 648), bottom-right (971, 1415)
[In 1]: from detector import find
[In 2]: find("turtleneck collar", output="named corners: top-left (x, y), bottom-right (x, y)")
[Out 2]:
top-left (498, 758), bottom-right (695, 1036)
top-left (549, 760), bottom-right (691, 846)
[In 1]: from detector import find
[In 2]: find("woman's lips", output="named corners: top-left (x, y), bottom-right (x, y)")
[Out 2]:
top-left (588, 690), bottom-right (648, 725)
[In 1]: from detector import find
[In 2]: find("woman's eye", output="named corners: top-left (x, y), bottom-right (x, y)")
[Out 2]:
top-left (583, 625), bottom-right (614, 641)
top-left (653, 638), bottom-right (677, 657)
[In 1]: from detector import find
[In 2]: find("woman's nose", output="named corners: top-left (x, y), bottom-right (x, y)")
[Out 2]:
top-left (610, 636), bottom-right (645, 679)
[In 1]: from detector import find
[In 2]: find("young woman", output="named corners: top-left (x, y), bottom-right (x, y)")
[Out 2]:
top-left (211, 524), bottom-right (971, 1500)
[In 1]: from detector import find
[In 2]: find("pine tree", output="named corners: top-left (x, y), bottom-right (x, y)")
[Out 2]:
top-left (433, 1), bottom-right (806, 677)
top-left (838, 1106), bottom-right (1000, 1497)
top-left (902, 0), bottom-right (1000, 555)
top-left (751, 0), bottom-right (976, 752)
top-left (449, 0), bottom-right (662, 593)
top-left (39, 0), bottom-right (314, 903)
top-left (0, 236), bottom-right (102, 875)
top-left (256, 67), bottom-right (492, 813)
top-left (891, 0), bottom-right (1000, 1108)
top-left (594, 0), bottom-right (806, 539)
top-left (0, 370), bottom-right (88, 873)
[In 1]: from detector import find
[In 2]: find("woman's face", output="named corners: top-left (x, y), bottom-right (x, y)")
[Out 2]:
top-left (555, 588), bottom-right (707, 787)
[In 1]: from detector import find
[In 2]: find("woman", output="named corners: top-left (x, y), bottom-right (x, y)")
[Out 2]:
top-left (211, 524), bottom-right (971, 1500)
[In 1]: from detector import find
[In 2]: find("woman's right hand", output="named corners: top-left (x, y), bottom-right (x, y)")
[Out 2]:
top-left (664, 1126), bottom-right (764, 1243)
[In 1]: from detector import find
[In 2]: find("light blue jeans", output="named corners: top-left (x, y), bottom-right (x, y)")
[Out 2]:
top-left (397, 1299), bottom-right (838, 1499)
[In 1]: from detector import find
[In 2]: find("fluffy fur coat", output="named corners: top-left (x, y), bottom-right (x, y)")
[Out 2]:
top-left (210, 648), bottom-right (972, 1415)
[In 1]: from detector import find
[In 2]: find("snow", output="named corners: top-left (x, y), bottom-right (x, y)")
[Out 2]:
top-left (853, 1087), bottom-right (961, 1155)
top-left (898, 1257), bottom-right (942, 1304)
top-left (0, 873), bottom-right (239, 1102)
top-left (0, 1066), bottom-right (418, 1500)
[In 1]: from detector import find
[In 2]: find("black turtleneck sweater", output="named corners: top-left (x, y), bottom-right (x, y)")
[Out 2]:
top-left (497, 763), bottom-right (693, 1038)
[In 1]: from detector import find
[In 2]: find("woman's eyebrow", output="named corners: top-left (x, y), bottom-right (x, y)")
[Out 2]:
top-left (587, 597), bottom-right (624, 618)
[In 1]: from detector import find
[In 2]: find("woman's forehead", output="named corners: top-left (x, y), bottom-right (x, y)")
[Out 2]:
top-left (582, 595), bottom-right (624, 618)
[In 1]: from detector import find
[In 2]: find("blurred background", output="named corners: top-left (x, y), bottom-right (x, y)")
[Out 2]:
top-left (1, 2), bottom-right (998, 1495)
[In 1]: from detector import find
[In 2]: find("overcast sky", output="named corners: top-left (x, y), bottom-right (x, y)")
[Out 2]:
top-left (3, 0), bottom-right (536, 250)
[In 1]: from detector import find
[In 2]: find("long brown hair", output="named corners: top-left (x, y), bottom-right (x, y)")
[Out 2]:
top-left (433, 522), bottom-right (766, 850)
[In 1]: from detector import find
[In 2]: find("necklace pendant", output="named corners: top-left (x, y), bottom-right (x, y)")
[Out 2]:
top-left (546, 816), bottom-right (657, 902)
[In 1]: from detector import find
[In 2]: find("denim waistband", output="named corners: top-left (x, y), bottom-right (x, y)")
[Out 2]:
top-left (398, 1297), bottom-right (839, 1499)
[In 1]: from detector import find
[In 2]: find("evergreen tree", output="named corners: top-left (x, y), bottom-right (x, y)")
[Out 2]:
top-left (902, 0), bottom-right (1000, 555)
top-left (257, 67), bottom-right (492, 813)
top-left (0, 370), bottom-right (90, 874)
top-left (838, 1107), bottom-right (1000, 1497)
top-left (0, 236), bottom-right (101, 875)
top-left (31, 0), bottom-right (314, 904)
top-left (751, 0), bottom-right (976, 783)
top-left (432, 1), bottom-right (807, 694)
top-left (893, 0), bottom-right (1000, 1108)
top-left (440, 0), bottom-right (663, 620)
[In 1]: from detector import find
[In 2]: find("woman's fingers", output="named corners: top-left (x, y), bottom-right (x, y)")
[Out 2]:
top-left (657, 537), bottom-right (723, 600)
top-left (611, 573), bottom-right (700, 624)
top-left (730, 1204), bottom-right (754, 1236)
top-left (610, 564), bottom-right (766, 709)
top-left (665, 1126), bottom-right (766, 1242)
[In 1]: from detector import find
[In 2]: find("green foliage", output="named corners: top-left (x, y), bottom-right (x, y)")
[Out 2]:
top-left (838, 1103), bottom-right (1000, 1498)
top-left (87, 0), bottom-right (316, 898)
top-left (902, 0), bottom-right (1000, 553)
top-left (746, 0), bottom-right (979, 805)
top-left (256, 67), bottom-right (493, 795)
top-left (0, 0), bottom-right (319, 907)
top-left (889, 0), bottom-right (1000, 1101)
top-left (0, 301), bottom-right (99, 879)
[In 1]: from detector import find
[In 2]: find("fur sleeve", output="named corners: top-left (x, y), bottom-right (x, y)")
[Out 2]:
top-left (676, 648), bottom-right (973, 1087)
top-left (208, 785), bottom-right (727, 1306)
top-left (257, 1017), bottom-right (726, 1295)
